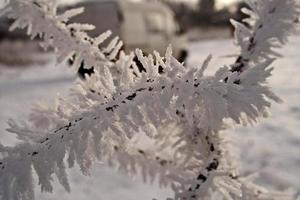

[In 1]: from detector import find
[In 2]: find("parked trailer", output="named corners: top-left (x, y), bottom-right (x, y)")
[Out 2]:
top-left (66, 0), bottom-right (188, 63)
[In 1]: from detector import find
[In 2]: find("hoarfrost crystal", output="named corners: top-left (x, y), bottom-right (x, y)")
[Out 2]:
top-left (0, 0), bottom-right (299, 200)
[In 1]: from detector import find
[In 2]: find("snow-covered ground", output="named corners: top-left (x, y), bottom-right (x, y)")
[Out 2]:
top-left (0, 36), bottom-right (299, 199)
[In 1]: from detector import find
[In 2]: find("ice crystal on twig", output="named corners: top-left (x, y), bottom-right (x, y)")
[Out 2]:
top-left (0, 0), bottom-right (299, 200)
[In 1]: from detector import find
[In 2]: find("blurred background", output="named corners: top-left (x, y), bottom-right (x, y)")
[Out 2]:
top-left (0, 0), bottom-right (247, 66)
top-left (0, 0), bottom-right (300, 199)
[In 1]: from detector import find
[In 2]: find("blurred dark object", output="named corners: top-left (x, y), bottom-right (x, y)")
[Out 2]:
top-left (198, 0), bottom-right (215, 23)
top-left (162, 1), bottom-right (192, 33)
top-left (0, 16), bottom-right (47, 66)
top-left (0, 17), bottom-right (32, 41)
top-left (162, 0), bottom-right (249, 38)
top-left (0, 40), bottom-right (48, 66)
top-left (60, 1), bottom-right (121, 39)
top-left (77, 64), bottom-right (95, 79)
top-left (195, 0), bottom-right (248, 27)
top-left (68, 55), bottom-right (94, 79)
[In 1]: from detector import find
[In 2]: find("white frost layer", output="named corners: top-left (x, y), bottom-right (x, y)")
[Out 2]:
top-left (0, 57), bottom-right (172, 200)
top-left (1, 36), bottom-right (300, 199)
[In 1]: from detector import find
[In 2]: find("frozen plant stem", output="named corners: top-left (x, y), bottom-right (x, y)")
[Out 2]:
top-left (0, 0), bottom-right (299, 200)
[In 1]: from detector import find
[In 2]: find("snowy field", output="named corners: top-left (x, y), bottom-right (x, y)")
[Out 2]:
top-left (0, 36), bottom-right (300, 199)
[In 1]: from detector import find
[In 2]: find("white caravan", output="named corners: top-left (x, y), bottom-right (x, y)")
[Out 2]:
top-left (66, 0), bottom-right (188, 62)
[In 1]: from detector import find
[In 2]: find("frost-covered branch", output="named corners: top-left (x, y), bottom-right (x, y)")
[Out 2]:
top-left (1, 0), bottom-right (122, 74)
top-left (0, 0), bottom-right (299, 200)
top-left (0, 51), bottom-right (287, 199)
top-left (231, 0), bottom-right (299, 73)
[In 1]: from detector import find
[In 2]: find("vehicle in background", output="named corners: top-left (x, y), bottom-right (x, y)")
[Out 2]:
top-left (65, 0), bottom-right (188, 63)
top-left (0, 0), bottom-right (188, 70)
